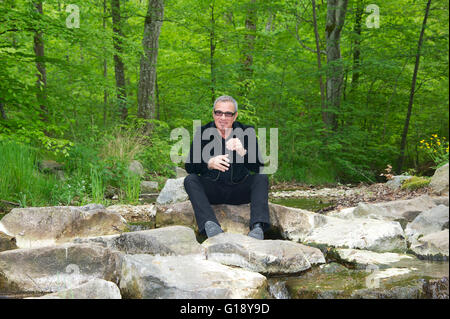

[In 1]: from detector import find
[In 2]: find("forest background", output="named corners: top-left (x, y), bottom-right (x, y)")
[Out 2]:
top-left (0, 0), bottom-right (448, 208)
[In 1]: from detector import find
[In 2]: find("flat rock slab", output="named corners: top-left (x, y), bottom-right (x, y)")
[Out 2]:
top-left (74, 225), bottom-right (205, 256)
top-left (0, 243), bottom-right (122, 294)
top-left (302, 216), bottom-right (407, 253)
top-left (106, 204), bottom-right (156, 223)
top-left (119, 254), bottom-right (267, 299)
top-left (410, 229), bottom-right (449, 261)
top-left (0, 204), bottom-right (127, 248)
top-left (202, 233), bottom-right (325, 274)
top-left (27, 279), bottom-right (122, 299)
top-left (333, 248), bottom-right (414, 269)
top-left (336, 195), bottom-right (438, 225)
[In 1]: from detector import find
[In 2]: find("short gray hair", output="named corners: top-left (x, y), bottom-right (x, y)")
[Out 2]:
top-left (213, 95), bottom-right (238, 112)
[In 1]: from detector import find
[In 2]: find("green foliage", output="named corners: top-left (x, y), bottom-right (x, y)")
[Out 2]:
top-left (0, 0), bottom-right (448, 208)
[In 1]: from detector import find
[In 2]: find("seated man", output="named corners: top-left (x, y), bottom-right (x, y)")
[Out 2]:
top-left (184, 95), bottom-right (270, 239)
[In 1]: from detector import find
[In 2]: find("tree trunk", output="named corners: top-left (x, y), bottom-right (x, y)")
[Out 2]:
top-left (0, 100), bottom-right (6, 120)
top-left (325, 0), bottom-right (348, 131)
top-left (137, 0), bottom-right (164, 121)
top-left (103, 0), bottom-right (109, 126)
top-left (210, 1), bottom-right (216, 105)
top-left (350, 0), bottom-right (363, 91)
top-left (111, 0), bottom-right (128, 120)
top-left (238, 0), bottom-right (257, 107)
top-left (397, 0), bottom-right (432, 174)
top-left (33, 0), bottom-right (48, 123)
top-left (312, 0), bottom-right (326, 116)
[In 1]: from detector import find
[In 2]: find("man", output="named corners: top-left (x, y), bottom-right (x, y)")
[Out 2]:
top-left (184, 95), bottom-right (270, 240)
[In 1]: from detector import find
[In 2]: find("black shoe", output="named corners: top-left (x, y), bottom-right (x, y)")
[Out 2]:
top-left (204, 221), bottom-right (224, 238)
top-left (248, 222), bottom-right (264, 240)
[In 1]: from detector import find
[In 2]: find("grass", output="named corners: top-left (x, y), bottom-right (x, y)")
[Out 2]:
top-left (401, 176), bottom-right (431, 190)
top-left (0, 141), bottom-right (59, 207)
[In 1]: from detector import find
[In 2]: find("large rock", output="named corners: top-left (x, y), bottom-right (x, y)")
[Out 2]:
top-left (385, 175), bottom-right (412, 190)
top-left (0, 231), bottom-right (17, 252)
top-left (140, 181), bottom-right (159, 193)
top-left (405, 205), bottom-right (449, 243)
top-left (409, 229), bottom-right (449, 261)
top-left (0, 204), bottom-right (127, 248)
top-left (106, 204), bottom-right (156, 223)
top-left (333, 195), bottom-right (438, 226)
top-left (156, 201), bottom-right (254, 234)
top-left (156, 178), bottom-right (188, 205)
top-left (430, 163), bottom-right (449, 195)
top-left (0, 243), bottom-right (122, 293)
top-left (74, 226), bottom-right (205, 256)
top-left (157, 202), bottom-right (407, 253)
top-left (28, 279), bottom-right (121, 299)
top-left (270, 203), bottom-right (407, 253)
top-left (119, 254), bottom-right (267, 299)
top-left (202, 233), bottom-right (325, 274)
top-left (128, 160), bottom-right (145, 177)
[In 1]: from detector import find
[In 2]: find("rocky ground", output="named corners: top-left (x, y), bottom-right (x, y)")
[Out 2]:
top-left (0, 164), bottom-right (448, 299)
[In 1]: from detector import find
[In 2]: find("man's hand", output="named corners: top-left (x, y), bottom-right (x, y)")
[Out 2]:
top-left (226, 138), bottom-right (247, 157)
top-left (208, 154), bottom-right (230, 172)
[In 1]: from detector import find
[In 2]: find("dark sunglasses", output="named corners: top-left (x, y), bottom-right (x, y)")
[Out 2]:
top-left (214, 110), bottom-right (236, 118)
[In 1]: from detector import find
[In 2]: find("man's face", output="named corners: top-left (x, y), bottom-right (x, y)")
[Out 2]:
top-left (213, 101), bottom-right (237, 132)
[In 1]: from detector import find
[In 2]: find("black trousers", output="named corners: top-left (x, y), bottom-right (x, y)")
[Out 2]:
top-left (183, 173), bottom-right (271, 234)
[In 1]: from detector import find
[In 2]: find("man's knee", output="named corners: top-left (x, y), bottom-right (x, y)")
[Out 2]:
top-left (253, 173), bottom-right (268, 186)
top-left (184, 173), bottom-right (200, 191)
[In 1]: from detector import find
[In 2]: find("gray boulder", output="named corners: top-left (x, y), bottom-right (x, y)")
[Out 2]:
top-left (0, 243), bottom-right (122, 293)
top-left (202, 233), bottom-right (325, 274)
top-left (270, 203), bottom-right (407, 253)
top-left (128, 160), bottom-right (145, 177)
top-left (409, 229), bottom-right (449, 260)
top-left (119, 254), bottom-right (267, 299)
top-left (405, 205), bottom-right (449, 243)
top-left (140, 181), bottom-right (159, 193)
top-left (385, 175), bottom-right (412, 190)
top-left (74, 226), bottom-right (205, 256)
top-left (0, 204), bottom-right (127, 248)
top-left (346, 195), bottom-right (437, 225)
top-left (430, 163), bottom-right (449, 195)
top-left (156, 178), bottom-right (188, 205)
top-left (27, 279), bottom-right (121, 299)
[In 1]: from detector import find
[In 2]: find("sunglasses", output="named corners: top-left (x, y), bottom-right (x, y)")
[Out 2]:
top-left (214, 110), bottom-right (236, 118)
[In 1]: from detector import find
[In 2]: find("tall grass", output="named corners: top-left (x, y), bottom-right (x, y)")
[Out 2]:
top-left (0, 141), bottom-right (59, 206)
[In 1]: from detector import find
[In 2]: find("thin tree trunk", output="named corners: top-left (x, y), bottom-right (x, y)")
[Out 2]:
top-left (210, 0), bottom-right (216, 105)
top-left (239, 0), bottom-right (257, 107)
top-left (111, 0), bottom-right (128, 120)
top-left (33, 0), bottom-right (48, 123)
top-left (325, 0), bottom-right (348, 131)
top-left (138, 0), bottom-right (164, 122)
top-left (350, 0), bottom-right (363, 91)
top-left (312, 0), bottom-right (326, 116)
top-left (397, 0), bottom-right (432, 174)
top-left (0, 100), bottom-right (6, 120)
top-left (103, 0), bottom-right (108, 127)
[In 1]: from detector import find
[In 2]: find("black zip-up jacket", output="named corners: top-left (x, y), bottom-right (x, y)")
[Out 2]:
top-left (185, 121), bottom-right (264, 184)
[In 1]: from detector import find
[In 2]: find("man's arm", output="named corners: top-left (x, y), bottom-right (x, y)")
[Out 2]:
top-left (185, 127), bottom-right (208, 174)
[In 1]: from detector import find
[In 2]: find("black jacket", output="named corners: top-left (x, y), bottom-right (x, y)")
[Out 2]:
top-left (185, 121), bottom-right (264, 184)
